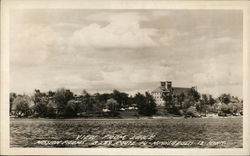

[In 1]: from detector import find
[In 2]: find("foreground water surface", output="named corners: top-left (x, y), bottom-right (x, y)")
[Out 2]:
top-left (10, 117), bottom-right (242, 148)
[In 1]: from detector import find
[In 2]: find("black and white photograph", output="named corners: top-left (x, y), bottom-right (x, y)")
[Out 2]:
top-left (1, 0), bottom-right (249, 155)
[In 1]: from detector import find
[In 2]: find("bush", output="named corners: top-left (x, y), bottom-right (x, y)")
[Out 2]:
top-left (155, 106), bottom-right (168, 116)
top-left (167, 106), bottom-right (182, 116)
top-left (218, 111), bottom-right (227, 117)
top-left (228, 102), bottom-right (243, 115)
top-left (46, 105), bottom-right (56, 118)
top-left (207, 105), bottom-right (217, 113)
top-left (185, 106), bottom-right (199, 118)
top-left (179, 109), bottom-right (184, 116)
top-left (218, 103), bottom-right (230, 114)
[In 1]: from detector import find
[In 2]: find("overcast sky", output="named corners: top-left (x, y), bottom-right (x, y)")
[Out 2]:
top-left (10, 9), bottom-right (243, 97)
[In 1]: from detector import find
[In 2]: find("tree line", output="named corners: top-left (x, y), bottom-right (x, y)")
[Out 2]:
top-left (9, 88), bottom-right (243, 118)
top-left (10, 88), bottom-right (156, 118)
top-left (161, 88), bottom-right (243, 117)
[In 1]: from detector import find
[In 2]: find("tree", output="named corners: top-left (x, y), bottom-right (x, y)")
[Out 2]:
top-left (96, 93), bottom-right (111, 104)
top-left (47, 90), bottom-right (55, 97)
top-left (188, 87), bottom-right (200, 102)
top-left (12, 95), bottom-right (32, 117)
top-left (134, 93), bottom-right (146, 114)
top-left (92, 93), bottom-right (106, 114)
top-left (218, 93), bottom-right (231, 104)
top-left (46, 102), bottom-right (56, 118)
top-left (54, 88), bottom-right (74, 117)
top-left (111, 90), bottom-right (130, 109)
top-left (208, 95), bottom-right (216, 105)
top-left (162, 92), bottom-right (173, 110)
top-left (106, 98), bottom-right (119, 116)
top-left (162, 92), bottom-right (184, 115)
top-left (182, 98), bottom-right (195, 110)
top-left (218, 100), bottom-right (243, 116)
top-left (78, 90), bottom-right (95, 116)
top-left (198, 94), bottom-right (209, 114)
top-left (33, 97), bottom-right (48, 117)
top-left (144, 92), bottom-right (157, 116)
top-left (177, 92), bottom-right (185, 108)
top-left (227, 102), bottom-right (243, 115)
top-left (134, 92), bottom-right (157, 116)
top-left (218, 103), bottom-right (230, 115)
top-left (10, 92), bottom-right (17, 114)
top-left (32, 89), bottom-right (49, 117)
top-left (64, 100), bottom-right (79, 118)
top-left (195, 94), bottom-right (216, 114)
top-left (46, 90), bottom-right (57, 117)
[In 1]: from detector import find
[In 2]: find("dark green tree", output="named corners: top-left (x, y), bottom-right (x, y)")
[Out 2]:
top-left (134, 92), bottom-right (157, 116)
top-left (208, 95), bottom-right (216, 105)
top-left (54, 88), bottom-right (74, 117)
top-left (144, 92), bottom-right (157, 116)
top-left (218, 93), bottom-right (231, 104)
top-left (33, 89), bottom-right (49, 117)
top-left (64, 100), bottom-right (79, 118)
top-left (180, 88), bottom-right (201, 113)
top-left (162, 92), bottom-right (181, 114)
top-left (177, 92), bottom-right (185, 108)
top-left (92, 93), bottom-right (106, 114)
top-left (78, 90), bottom-right (95, 116)
top-left (46, 103), bottom-right (56, 118)
top-left (188, 87), bottom-right (201, 102)
top-left (111, 90), bottom-right (130, 109)
top-left (162, 92), bottom-right (173, 109)
top-left (182, 98), bottom-right (195, 109)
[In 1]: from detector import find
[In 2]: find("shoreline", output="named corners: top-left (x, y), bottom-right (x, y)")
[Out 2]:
top-left (9, 115), bottom-right (243, 120)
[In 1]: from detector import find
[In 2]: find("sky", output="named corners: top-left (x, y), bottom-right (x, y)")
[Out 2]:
top-left (10, 9), bottom-right (243, 97)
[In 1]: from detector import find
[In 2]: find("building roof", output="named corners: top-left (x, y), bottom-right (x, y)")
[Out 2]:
top-left (152, 86), bottom-right (170, 93)
top-left (152, 86), bottom-right (191, 95)
top-left (172, 87), bottom-right (191, 95)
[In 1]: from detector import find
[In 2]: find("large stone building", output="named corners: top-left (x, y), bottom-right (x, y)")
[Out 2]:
top-left (151, 81), bottom-right (194, 106)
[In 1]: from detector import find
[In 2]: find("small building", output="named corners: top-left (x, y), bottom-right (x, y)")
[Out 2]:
top-left (151, 81), bottom-right (193, 106)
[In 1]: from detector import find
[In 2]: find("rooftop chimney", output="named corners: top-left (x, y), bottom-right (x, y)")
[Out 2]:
top-left (160, 81), bottom-right (166, 87)
top-left (167, 81), bottom-right (172, 90)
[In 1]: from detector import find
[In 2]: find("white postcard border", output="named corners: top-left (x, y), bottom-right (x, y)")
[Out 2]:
top-left (1, 0), bottom-right (249, 155)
